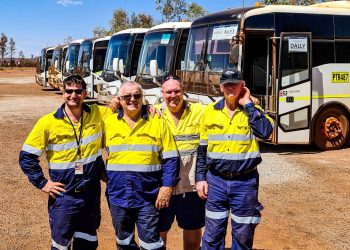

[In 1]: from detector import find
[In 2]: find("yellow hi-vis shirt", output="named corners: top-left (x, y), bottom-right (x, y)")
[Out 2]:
top-left (196, 100), bottom-right (273, 181)
top-left (159, 102), bottom-right (204, 194)
top-left (19, 104), bottom-right (112, 192)
top-left (103, 106), bottom-right (180, 208)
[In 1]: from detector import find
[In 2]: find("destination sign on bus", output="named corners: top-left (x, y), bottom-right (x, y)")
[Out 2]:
top-left (332, 72), bottom-right (349, 83)
top-left (288, 38), bottom-right (307, 52)
top-left (212, 25), bottom-right (238, 40)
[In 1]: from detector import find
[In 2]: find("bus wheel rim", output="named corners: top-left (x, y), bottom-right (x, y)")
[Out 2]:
top-left (321, 117), bottom-right (342, 140)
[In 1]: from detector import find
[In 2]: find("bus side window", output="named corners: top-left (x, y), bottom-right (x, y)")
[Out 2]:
top-left (130, 34), bottom-right (145, 76)
top-left (335, 41), bottom-right (350, 63)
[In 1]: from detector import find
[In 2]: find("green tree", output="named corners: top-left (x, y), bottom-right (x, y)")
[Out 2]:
top-left (138, 13), bottom-right (154, 28)
top-left (110, 8), bottom-right (129, 33)
top-left (93, 26), bottom-right (109, 38)
top-left (185, 2), bottom-right (208, 21)
top-left (130, 12), bottom-right (154, 28)
top-left (130, 12), bottom-right (140, 28)
top-left (9, 38), bottom-right (15, 65)
top-left (156, 0), bottom-right (187, 22)
top-left (63, 36), bottom-right (73, 45)
top-left (18, 50), bottom-right (25, 59)
top-left (0, 33), bottom-right (8, 61)
top-left (18, 50), bottom-right (25, 66)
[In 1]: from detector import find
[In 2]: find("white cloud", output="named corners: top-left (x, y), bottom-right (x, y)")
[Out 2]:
top-left (57, 0), bottom-right (83, 7)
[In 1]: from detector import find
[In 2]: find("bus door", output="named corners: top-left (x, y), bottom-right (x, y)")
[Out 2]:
top-left (276, 32), bottom-right (312, 144)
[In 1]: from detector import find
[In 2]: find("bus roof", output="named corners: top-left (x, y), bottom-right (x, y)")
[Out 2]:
top-left (192, 7), bottom-right (258, 27)
top-left (245, 4), bottom-right (350, 19)
top-left (312, 1), bottom-right (350, 9)
top-left (148, 22), bottom-right (191, 31)
top-left (113, 28), bottom-right (149, 36)
top-left (53, 46), bottom-right (63, 51)
top-left (93, 36), bottom-right (111, 43)
top-left (69, 39), bottom-right (85, 45)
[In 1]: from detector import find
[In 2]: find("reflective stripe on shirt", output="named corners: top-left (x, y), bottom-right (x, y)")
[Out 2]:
top-left (46, 132), bottom-right (102, 151)
top-left (48, 149), bottom-right (102, 170)
top-left (108, 144), bottom-right (161, 152)
top-left (207, 151), bottom-right (261, 161)
top-left (174, 134), bottom-right (199, 141)
top-left (208, 133), bottom-right (254, 142)
top-left (106, 164), bottom-right (162, 172)
top-left (21, 144), bottom-right (43, 156)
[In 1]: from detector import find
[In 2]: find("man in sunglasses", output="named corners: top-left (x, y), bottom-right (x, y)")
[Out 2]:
top-left (196, 68), bottom-right (273, 250)
top-left (157, 75), bottom-right (206, 250)
top-left (103, 81), bottom-right (179, 250)
top-left (19, 74), bottom-right (112, 250)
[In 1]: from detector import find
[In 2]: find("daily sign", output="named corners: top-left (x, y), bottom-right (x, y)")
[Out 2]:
top-left (288, 38), bottom-right (307, 52)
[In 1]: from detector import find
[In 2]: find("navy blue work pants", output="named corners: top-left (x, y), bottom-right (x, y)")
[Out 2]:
top-left (49, 193), bottom-right (100, 250)
top-left (202, 170), bottom-right (263, 250)
top-left (109, 202), bottom-right (165, 250)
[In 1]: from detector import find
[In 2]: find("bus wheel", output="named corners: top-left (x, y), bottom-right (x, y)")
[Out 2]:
top-left (313, 107), bottom-right (349, 150)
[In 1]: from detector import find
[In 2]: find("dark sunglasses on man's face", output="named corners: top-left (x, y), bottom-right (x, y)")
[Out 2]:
top-left (120, 93), bottom-right (142, 101)
top-left (64, 89), bottom-right (84, 95)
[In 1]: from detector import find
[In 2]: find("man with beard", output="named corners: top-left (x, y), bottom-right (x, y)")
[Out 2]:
top-left (196, 68), bottom-right (273, 250)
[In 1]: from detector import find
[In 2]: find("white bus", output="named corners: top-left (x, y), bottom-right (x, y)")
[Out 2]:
top-left (35, 46), bottom-right (55, 87)
top-left (87, 36), bottom-right (111, 99)
top-left (136, 22), bottom-right (191, 104)
top-left (97, 28), bottom-right (148, 104)
top-left (61, 39), bottom-right (84, 89)
top-left (177, 2), bottom-right (350, 150)
top-left (47, 45), bottom-right (64, 90)
top-left (75, 36), bottom-right (111, 98)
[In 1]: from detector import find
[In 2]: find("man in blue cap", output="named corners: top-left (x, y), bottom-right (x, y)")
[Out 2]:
top-left (196, 68), bottom-right (273, 249)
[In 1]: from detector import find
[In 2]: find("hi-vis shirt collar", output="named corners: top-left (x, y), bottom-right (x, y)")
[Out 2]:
top-left (117, 105), bottom-right (149, 120)
top-left (214, 98), bottom-right (243, 111)
top-left (53, 103), bottom-right (91, 119)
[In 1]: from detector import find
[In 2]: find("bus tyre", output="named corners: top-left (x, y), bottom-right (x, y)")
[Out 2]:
top-left (313, 107), bottom-right (349, 150)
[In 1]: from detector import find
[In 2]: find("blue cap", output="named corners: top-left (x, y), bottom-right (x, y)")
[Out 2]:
top-left (220, 68), bottom-right (243, 85)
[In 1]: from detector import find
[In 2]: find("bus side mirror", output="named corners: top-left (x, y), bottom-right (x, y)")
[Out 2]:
top-left (66, 61), bottom-right (70, 71)
top-left (150, 59), bottom-right (158, 77)
top-left (89, 59), bottom-right (93, 71)
top-left (119, 59), bottom-right (124, 74)
top-left (113, 58), bottom-right (119, 72)
top-left (230, 44), bottom-right (239, 65)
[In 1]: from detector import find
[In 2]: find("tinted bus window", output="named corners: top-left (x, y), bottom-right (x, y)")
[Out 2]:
top-left (275, 13), bottom-right (333, 39)
top-left (130, 33), bottom-right (145, 76)
top-left (175, 28), bottom-right (189, 71)
top-left (245, 14), bottom-right (274, 30)
top-left (336, 41), bottom-right (350, 63)
top-left (335, 16), bottom-right (350, 39)
top-left (312, 40), bottom-right (335, 67)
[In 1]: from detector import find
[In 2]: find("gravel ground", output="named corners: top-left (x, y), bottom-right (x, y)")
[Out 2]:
top-left (1, 69), bottom-right (349, 250)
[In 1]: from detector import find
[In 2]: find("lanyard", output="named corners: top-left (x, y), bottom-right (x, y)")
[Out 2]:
top-left (64, 109), bottom-right (84, 158)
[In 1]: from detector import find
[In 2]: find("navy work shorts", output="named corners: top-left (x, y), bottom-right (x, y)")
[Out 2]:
top-left (158, 192), bottom-right (206, 231)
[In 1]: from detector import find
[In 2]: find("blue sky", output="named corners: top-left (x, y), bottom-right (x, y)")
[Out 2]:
top-left (1, 0), bottom-right (257, 57)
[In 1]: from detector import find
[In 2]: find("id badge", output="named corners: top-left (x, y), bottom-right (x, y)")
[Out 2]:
top-left (74, 162), bottom-right (84, 175)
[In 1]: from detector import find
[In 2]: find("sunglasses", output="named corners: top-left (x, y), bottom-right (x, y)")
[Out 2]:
top-left (64, 89), bottom-right (84, 95)
top-left (162, 75), bottom-right (182, 84)
top-left (120, 93), bottom-right (143, 101)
